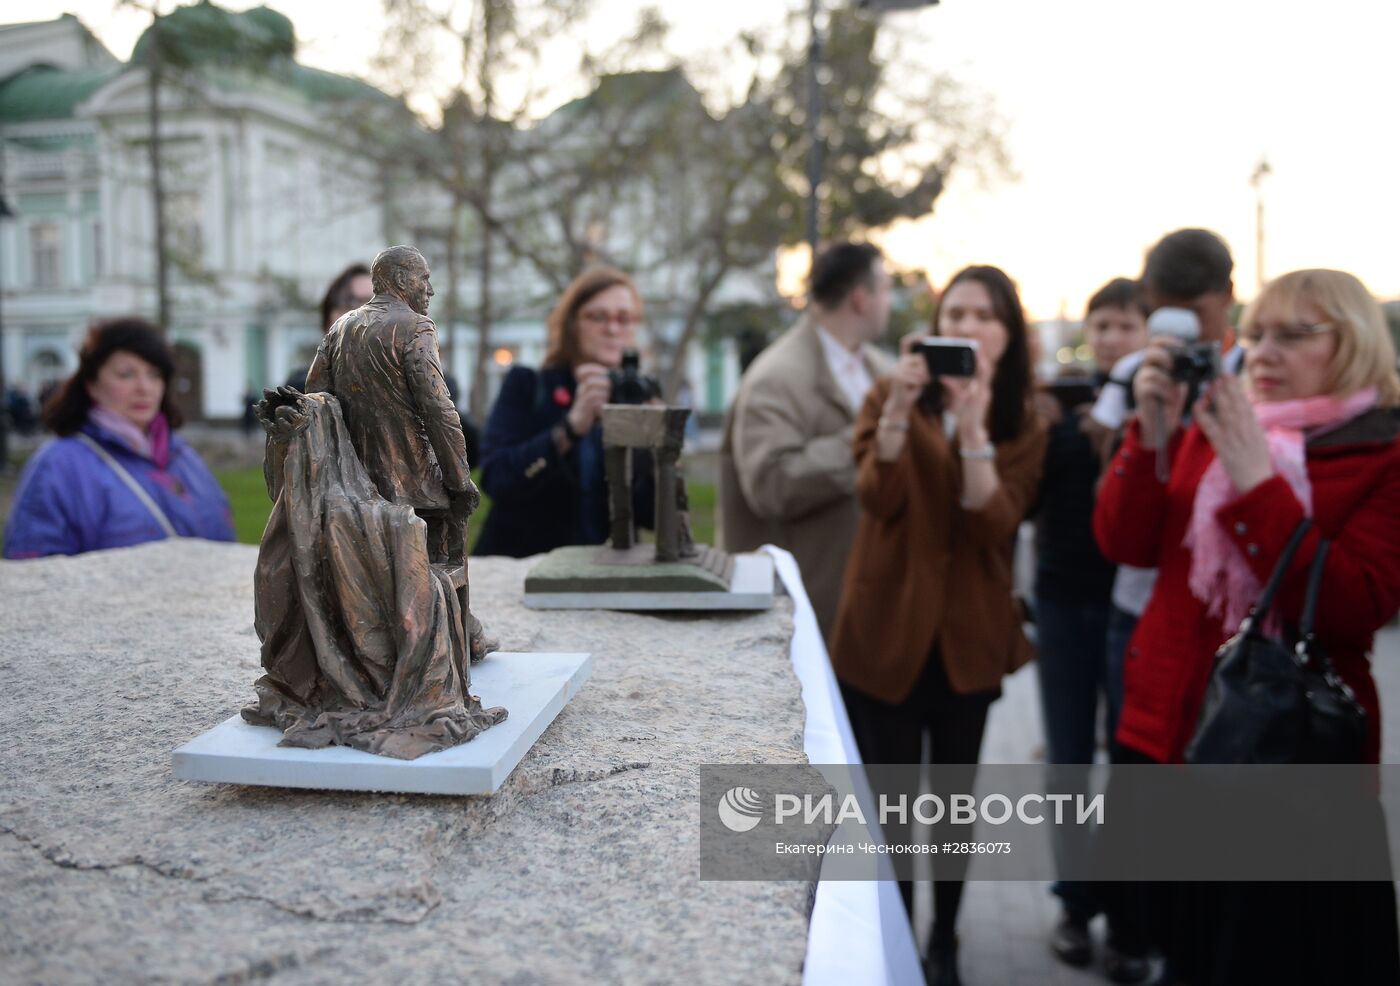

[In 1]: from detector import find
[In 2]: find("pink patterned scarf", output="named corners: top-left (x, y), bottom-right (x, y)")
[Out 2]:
top-left (1185, 387), bottom-right (1378, 632)
top-left (90, 406), bottom-right (173, 469)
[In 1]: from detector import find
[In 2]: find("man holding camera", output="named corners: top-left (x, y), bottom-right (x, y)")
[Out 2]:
top-left (1085, 229), bottom-right (1238, 983)
top-left (720, 242), bottom-right (895, 642)
top-left (1091, 229), bottom-right (1239, 687)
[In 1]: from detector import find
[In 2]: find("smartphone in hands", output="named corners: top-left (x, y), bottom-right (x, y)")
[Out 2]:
top-left (917, 337), bottom-right (978, 378)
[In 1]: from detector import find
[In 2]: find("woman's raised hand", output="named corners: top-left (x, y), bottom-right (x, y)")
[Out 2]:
top-left (1134, 342), bottom-right (1188, 449)
top-left (943, 355), bottom-right (994, 447)
top-left (1195, 374), bottom-right (1274, 494)
top-left (884, 335), bottom-right (931, 418)
top-left (566, 362), bottom-right (612, 435)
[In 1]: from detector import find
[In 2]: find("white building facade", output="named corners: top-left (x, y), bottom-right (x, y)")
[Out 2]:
top-left (0, 10), bottom-right (773, 423)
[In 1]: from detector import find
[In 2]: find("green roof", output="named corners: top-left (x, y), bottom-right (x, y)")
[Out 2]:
top-left (553, 69), bottom-right (698, 119)
top-left (131, 2), bottom-right (295, 70)
top-left (0, 3), bottom-right (395, 124)
top-left (0, 64), bottom-right (119, 122)
top-left (130, 2), bottom-right (392, 108)
top-left (284, 63), bottom-right (393, 105)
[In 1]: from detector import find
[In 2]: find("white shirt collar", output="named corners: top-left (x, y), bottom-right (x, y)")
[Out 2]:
top-left (815, 323), bottom-right (874, 412)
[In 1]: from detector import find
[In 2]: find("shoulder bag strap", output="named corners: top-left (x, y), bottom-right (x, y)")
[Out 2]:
top-left (75, 433), bottom-right (179, 538)
top-left (1295, 538), bottom-right (1335, 671)
top-left (1245, 516), bottom-right (1312, 632)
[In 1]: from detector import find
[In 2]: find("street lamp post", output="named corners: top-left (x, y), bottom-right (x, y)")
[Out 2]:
top-left (804, 0), bottom-right (940, 257)
top-left (805, 0), bottom-right (824, 256)
top-left (1251, 156), bottom-right (1272, 293)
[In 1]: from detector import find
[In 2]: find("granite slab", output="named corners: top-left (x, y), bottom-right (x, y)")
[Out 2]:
top-left (0, 540), bottom-right (809, 985)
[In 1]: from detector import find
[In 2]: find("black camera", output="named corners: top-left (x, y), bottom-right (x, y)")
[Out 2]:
top-left (608, 349), bottom-right (661, 405)
top-left (1169, 341), bottom-right (1222, 389)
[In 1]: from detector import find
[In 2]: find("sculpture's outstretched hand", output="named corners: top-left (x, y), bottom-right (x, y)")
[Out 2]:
top-left (257, 386), bottom-right (313, 441)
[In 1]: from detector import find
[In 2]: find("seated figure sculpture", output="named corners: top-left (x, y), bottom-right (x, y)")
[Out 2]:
top-left (242, 246), bottom-right (505, 759)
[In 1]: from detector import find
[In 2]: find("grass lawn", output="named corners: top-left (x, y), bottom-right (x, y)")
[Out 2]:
top-left (216, 466), bottom-right (275, 544)
top-left (217, 466), bottom-right (718, 552)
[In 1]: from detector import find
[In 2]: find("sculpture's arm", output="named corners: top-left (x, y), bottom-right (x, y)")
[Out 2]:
top-left (304, 338), bottom-right (330, 395)
top-left (406, 320), bottom-right (473, 493)
top-left (263, 435), bottom-right (286, 502)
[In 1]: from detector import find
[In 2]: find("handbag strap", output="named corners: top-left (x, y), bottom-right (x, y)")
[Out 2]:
top-left (1248, 516), bottom-right (1312, 627)
top-left (1295, 538), bottom-right (1338, 673)
top-left (1298, 538), bottom-right (1330, 639)
top-left (76, 433), bottom-right (179, 538)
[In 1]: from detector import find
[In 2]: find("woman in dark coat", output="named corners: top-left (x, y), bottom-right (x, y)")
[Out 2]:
top-left (473, 267), bottom-right (654, 557)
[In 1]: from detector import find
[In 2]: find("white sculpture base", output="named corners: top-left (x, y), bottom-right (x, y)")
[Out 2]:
top-left (523, 551), bottom-right (776, 610)
top-left (172, 651), bottom-right (592, 795)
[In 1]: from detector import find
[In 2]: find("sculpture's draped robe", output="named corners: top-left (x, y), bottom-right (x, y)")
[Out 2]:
top-left (242, 393), bottom-right (505, 759)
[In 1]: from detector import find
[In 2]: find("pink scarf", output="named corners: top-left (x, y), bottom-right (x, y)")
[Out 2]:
top-left (90, 407), bottom-right (173, 469)
top-left (1185, 387), bottom-right (1377, 632)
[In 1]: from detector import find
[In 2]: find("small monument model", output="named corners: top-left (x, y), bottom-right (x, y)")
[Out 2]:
top-left (238, 245), bottom-right (504, 759)
top-left (523, 401), bottom-right (775, 610)
top-left (173, 247), bottom-right (590, 792)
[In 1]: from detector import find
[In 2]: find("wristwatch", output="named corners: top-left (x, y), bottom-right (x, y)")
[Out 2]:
top-left (959, 444), bottom-right (996, 460)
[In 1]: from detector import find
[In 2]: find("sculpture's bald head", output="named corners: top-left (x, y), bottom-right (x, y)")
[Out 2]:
top-left (371, 245), bottom-right (434, 316)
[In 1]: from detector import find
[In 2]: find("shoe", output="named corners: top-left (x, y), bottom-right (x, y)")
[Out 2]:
top-left (1049, 911), bottom-right (1093, 967)
top-left (466, 610), bottom-right (498, 665)
top-left (468, 629), bottom-right (499, 665)
top-left (1103, 943), bottom-right (1151, 985)
top-left (1143, 967), bottom-right (1183, 986)
top-left (922, 937), bottom-right (962, 986)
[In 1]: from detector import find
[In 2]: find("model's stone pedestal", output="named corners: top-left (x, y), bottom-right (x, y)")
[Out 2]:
top-left (524, 548), bottom-right (776, 610)
top-left (0, 541), bottom-right (808, 984)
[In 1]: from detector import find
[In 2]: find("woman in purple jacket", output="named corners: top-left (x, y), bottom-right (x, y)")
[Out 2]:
top-left (3, 319), bottom-right (235, 559)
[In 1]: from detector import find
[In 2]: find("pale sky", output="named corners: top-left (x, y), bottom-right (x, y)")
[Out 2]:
top-left (34, 0), bottom-right (1400, 319)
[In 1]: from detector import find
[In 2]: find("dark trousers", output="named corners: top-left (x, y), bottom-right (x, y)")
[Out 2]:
top-left (1097, 740), bottom-right (1165, 958)
top-left (1035, 594), bottom-right (1116, 921)
top-left (841, 653), bottom-right (997, 948)
top-left (1104, 604), bottom-right (1138, 730)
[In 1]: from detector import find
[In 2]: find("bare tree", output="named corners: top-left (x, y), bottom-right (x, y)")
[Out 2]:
top-left (360, 1), bottom-right (1012, 406)
top-left (368, 0), bottom-right (594, 419)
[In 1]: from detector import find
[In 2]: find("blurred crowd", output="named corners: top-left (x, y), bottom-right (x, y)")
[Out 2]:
top-left (717, 232), bottom-right (1400, 986)
top-left (5, 228), bottom-right (1400, 986)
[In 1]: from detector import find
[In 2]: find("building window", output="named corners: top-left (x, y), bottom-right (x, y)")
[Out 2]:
top-left (93, 220), bottom-right (104, 278)
top-left (28, 349), bottom-right (66, 400)
top-left (167, 191), bottom-right (204, 266)
top-left (30, 223), bottom-right (62, 289)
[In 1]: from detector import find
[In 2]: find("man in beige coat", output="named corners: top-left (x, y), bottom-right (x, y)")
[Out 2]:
top-left (720, 242), bottom-right (895, 642)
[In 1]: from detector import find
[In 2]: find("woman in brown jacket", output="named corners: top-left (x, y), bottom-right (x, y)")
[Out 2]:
top-left (830, 265), bottom-right (1047, 986)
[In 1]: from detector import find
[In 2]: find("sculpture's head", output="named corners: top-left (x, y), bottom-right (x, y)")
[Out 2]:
top-left (371, 245), bottom-right (434, 316)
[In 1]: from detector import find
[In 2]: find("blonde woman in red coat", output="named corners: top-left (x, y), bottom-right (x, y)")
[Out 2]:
top-left (1094, 269), bottom-right (1400, 985)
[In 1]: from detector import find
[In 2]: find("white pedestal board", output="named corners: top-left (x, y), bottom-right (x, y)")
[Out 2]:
top-left (172, 651), bottom-right (591, 796)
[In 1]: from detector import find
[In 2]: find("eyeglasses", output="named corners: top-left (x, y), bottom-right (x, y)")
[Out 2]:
top-left (579, 309), bottom-right (638, 329)
top-left (1239, 321), bottom-right (1335, 350)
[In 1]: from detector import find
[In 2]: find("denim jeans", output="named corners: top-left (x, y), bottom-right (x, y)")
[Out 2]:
top-left (1104, 604), bottom-right (1138, 743)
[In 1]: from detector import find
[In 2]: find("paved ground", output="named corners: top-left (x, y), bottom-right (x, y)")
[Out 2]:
top-left (910, 622), bottom-right (1400, 985)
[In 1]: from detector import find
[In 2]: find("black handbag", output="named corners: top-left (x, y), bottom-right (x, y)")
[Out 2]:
top-left (1185, 518), bottom-right (1367, 764)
